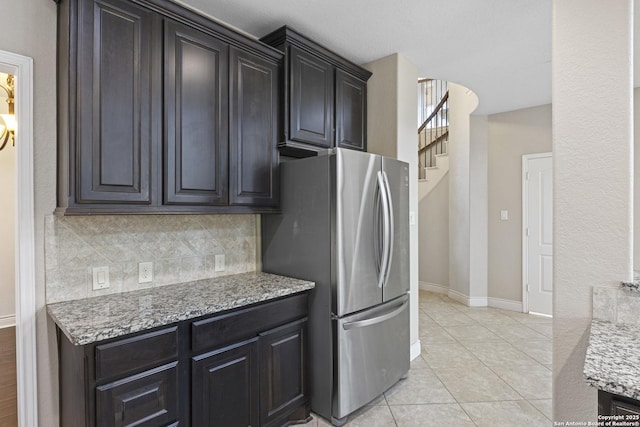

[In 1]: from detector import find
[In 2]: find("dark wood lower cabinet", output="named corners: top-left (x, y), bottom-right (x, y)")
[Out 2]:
top-left (96, 362), bottom-right (179, 427)
top-left (260, 319), bottom-right (308, 427)
top-left (192, 338), bottom-right (259, 427)
top-left (57, 293), bottom-right (309, 426)
top-left (599, 390), bottom-right (640, 418)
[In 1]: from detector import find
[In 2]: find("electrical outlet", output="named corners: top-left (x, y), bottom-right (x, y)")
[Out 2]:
top-left (214, 254), bottom-right (225, 272)
top-left (92, 266), bottom-right (110, 290)
top-left (138, 262), bottom-right (153, 283)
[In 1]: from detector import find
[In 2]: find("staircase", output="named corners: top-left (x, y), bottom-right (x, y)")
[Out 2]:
top-left (418, 79), bottom-right (449, 196)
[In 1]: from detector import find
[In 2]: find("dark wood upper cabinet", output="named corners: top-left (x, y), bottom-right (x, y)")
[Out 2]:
top-left (289, 46), bottom-right (334, 148)
top-left (335, 69), bottom-right (367, 151)
top-left (57, 0), bottom-right (283, 214)
top-left (260, 26), bottom-right (372, 157)
top-left (164, 21), bottom-right (229, 206)
top-left (229, 47), bottom-right (280, 207)
top-left (74, 0), bottom-right (161, 205)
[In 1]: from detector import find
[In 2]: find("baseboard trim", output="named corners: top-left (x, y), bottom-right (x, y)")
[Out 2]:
top-left (410, 339), bottom-right (421, 360)
top-left (0, 315), bottom-right (16, 329)
top-left (419, 284), bottom-right (524, 313)
top-left (447, 289), bottom-right (488, 307)
top-left (418, 281), bottom-right (448, 294)
top-left (488, 297), bottom-right (523, 312)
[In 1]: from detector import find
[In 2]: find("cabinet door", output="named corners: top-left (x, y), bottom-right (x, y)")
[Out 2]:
top-left (289, 46), bottom-right (334, 148)
top-left (192, 338), bottom-right (259, 427)
top-left (259, 318), bottom-right (307, 426)
top-left (96, 362), bottom-right (178, 427)
top-left (229, 48), bottom-right (280, 207)
top-left (599, 390), bottom-right (640, 417)
top-left (164, 21), bottom-right (229, 205)
top-left (76, 0), bottom-right (160, 204)
top-left (335, 69), bottom-right (367, 152)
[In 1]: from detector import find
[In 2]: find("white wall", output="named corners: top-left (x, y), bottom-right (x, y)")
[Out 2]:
top-left (0, 72), bottom-right (15, 327)
top-left (469, 115), bottom-right (488, 300)
top-left (634, 87), bottom-right (640, 270)
top-left (553, 0), bottom-right (633, 422)
top-left (419, 173), bottom-right (449, 288)
top-left (487, 105), bottom-right (552, 302)
top-left (365, 53), bottom-right (420, 358)
top-left (0, 0), bottom-right (59, 423)
top-left (366, 55), bottom-right (397, 160)
top-left (447, 83), bottom-right (479, 303)
top-left (396, 55), bottom-right (420, 359)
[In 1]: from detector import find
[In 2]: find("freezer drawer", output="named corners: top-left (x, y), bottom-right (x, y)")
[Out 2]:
top-left (333, 294), bottom-right (409, 420)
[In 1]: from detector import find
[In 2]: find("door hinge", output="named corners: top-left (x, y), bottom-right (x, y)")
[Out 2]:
top-left (525, 228), bottom-right (529, 237)
top-left (526, 284), bottom-right (530, 292)
top-left (526, 172), bottom-right (529, 180)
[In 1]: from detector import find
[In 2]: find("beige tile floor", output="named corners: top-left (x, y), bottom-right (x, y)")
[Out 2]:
top-left (301, 290), bottom-right (552, 426)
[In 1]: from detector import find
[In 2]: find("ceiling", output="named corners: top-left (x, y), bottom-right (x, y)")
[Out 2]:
top-left (178, 0), bottom-right (638, 116)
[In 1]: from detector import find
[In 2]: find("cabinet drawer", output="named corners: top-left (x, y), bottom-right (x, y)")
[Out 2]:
top-left (192, 293), bottom-right (308, 352)
top-left (95, 327), bottom-right (178, 381)
top-left (96, 362), bottom-right (178, 427)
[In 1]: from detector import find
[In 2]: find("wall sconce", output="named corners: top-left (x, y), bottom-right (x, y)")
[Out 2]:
top-left (0, 74), bottom-right (15, 151)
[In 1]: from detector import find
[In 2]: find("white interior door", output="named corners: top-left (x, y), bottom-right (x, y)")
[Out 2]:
top-left (523, 154), bottom-right (553, 316)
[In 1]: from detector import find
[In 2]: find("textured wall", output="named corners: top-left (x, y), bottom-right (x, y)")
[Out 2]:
top-left (552, 0), bottom-right (633, 422)
top-left (469, 115), bottom-right (488, 300)
top-left (395, 54), bottom-right (420, 356)
top-left (447, 83), bottom-right (478, 301)
top-left (365, 53), bottom-right (420, 357)
top-left (634, 87), bottom-right (640, 270)
top-left (45, 215), bottom-right (258, 303)
top-left (487, 105), bottom-right (552, 303)
top-left (419, 173), bottom-right (449, 287)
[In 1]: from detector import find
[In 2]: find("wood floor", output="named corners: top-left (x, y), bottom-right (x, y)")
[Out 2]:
top-left (0, 327), bottom-right (17, 427)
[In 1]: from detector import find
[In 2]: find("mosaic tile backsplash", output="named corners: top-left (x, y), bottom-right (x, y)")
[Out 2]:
top-left (45, 214), bottom-right (258, 303)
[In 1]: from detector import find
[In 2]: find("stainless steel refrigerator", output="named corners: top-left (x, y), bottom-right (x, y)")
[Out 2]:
top-left (261, 148), bottom-right (410, 425)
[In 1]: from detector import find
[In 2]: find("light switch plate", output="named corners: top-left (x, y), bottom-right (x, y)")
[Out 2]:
top-left (92, 266), bottom-right (110, 290)
top-left (500, 210), bottom-right (509, 221)
top-left (214, 254), bottom-right (225, 272)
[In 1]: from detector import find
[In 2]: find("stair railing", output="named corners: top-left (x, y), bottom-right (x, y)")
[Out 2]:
top-left (418, 79), bottom-right (449, 179)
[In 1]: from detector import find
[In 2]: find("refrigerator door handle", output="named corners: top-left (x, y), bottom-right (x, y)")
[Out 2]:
top-left (381, 171), bottom-right (394, 287)
top-left (376, 171), bottom-right (391, 289)
top-left (342, 298), bottom-right (409, 330)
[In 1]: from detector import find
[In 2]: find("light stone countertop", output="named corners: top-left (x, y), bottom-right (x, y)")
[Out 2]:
top-left (584, 319), bottom-right (640, 400)
top-left (47, 272), bottom-right (315, 346)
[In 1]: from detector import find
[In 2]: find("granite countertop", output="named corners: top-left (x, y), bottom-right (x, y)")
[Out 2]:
top-left (621, 280), bottom-right (640, 292)
top-left (47, 272), bottom-right (315, 346)
top-left (584, 319), bottom-right (640, 400)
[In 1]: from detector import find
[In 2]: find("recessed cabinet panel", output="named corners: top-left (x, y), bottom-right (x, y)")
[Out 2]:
top-left (259, 319), bottom-right (307, 426)
top-left (77, 0), bottom-right (159, 203)
top-left (229, 48), bottom-right (279, 207)
top-left (60, 0), bottom-right (282, 213)
top-left (289, 46), bottom-right (333, 148)
top-left (96, 362), bottom-right (178, 427)
top-left (192, 339), bottom-right (259, 427)
top-left (165, 21), bottom-right (229, 205)
top-left (335, 69), bottom-right (367, 152)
